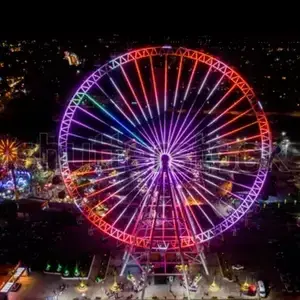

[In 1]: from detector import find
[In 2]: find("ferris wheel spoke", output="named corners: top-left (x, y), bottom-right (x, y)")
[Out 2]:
top-left (68, 159), bottom-right (121, 164)
top-left (168, 174), bottom-right (193, 237)
top-left (172, 164), bottom-right (223, 216)
top-left (172, 171), bottom-right (215, 227)
top-left (132, 60), bottom-right (163, 153)
top-left (149, 56), bottom-right (163, 142)
top-left (71, 120), bottom-right (125, 146)
top-left (71, 119), bottom-right (102, 135)
top-left (170, 78), bottom-right (236, 155)
top-left (134, 59), bottom-right (153, 119)
top-left (164, 55), bottom-right (168, 112)
top-left (205, 160), bottom-right (259, 165)
top-left (71, 147), bottom-right (124, 163)
top-left (163, 55), bottom-right (168, 152)
top-left (178, 170), bottom-right (235, 213)
top-left (172, 155), bottom-right (200, 163)
top-left (207, 105), bottom-right (251, 133)
top-left (93, 84), bottom-right (137, 128)
top-left (170, 103), bottom-right (233, 157)
top-left (70, 164), bottom-right (131, 180)
top-left (92, 164), bottom-right (156, 205)
top-left (86, 163), bottom-right (151, 198)
top-left (140, 126), bottom-right (161, 152)
top-left (172, 159), bottom-right (199, 170)
top-left (125, 171), bottom-right (160, 235)
top-left (76, 106), bottom-right (137, 145)
top-left (168, 59), bottom-right (198, 152)
top-left (207, 84), bottom-right (236, 114)
top-left (170, 172), bottom-right (200, 236)
top-left (205, 148), bottom-right (260, 157)
top-left (149, 56), bottom-right (159, 115)
top-left (171, 126), bottom-right (260, 159)
top-left (205, 108), bottom-right (253, 138)
top-left (102, 170), bottom-right (155, 219)
top-left (174, 166), bottom-right (235, 215)
top-left (174, 120), bottom-right (258, 155)
top-left (204, 165), bottom-right (257, 177)
top-left (146, 172), bottom-right (165, 248)
top-left (69, 133), bottom-right (123, 150)
top-left (203, 178), bottom-right (245, 202)
top-left (119, 64), bottom-right (162, 152)
top-left (207, 74), bottom-right (226, 100)
top-left (77, 161), bottom-right (153, 189)
top-left (127, 150), bottom-right (156, 160)
top-left (166, 55), bottom-right (183, 153)
top-left (112, 171), bottom-right (157, 227)
top-left (173, 55), bottom-right (183, 108)
top-left (202, 171), bottom-right (252, 191)
top-left (109, 76), bottom-right (141, 126)
top-left (205, 121), bottom-right (258, 144)
top-left (170, 172), bottom-right (203, 233)
top-left (123, 141), bottom-right (156, 157)
top-left (168, 67), bottom-right (214, 154)
top-left (108, 77), bottom-right (161, 150)
top-left (207, 95), bottom-right (247, 127)
top-left (120, 65), bottom-right (148, 122)
top-left (83, 93), bottom-right (149, 149)
top-left (206, 134), bottom-right (261, 152)
top-left (171, 142), bottom-right (199, 159)
top-left (184, 59), bottom-right (198, 101)
top-left (72, 147), bottom-right (123, 156)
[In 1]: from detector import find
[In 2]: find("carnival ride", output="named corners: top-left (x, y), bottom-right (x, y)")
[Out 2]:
top-left (0, 138), bottom-right (41, 200)
top-left (58, 47), bottom-right (272, 298)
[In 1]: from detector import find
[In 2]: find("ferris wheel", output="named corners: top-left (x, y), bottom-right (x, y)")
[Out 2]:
top-left (59, 47), bottom-right (271, 252)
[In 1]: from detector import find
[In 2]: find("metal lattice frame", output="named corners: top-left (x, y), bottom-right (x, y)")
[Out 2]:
top-left (58, 47), bottom-right (272, 249)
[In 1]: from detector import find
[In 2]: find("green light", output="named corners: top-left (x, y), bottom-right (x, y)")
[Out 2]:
top-left (64, 268), bottom-right (69, 276)
top-left (57, 264), bottom-right (62, 272)
top-left (46, 263), bottom-right (51, 271)
top-left (74, 266), bottom-right (80, 277)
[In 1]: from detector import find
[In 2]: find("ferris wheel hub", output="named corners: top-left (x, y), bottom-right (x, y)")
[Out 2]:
top-left (160, 153), bottom-right (171, 170)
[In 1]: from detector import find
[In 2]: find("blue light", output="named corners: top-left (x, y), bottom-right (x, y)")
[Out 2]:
top-left (83, 93), bottom-right (147, 147)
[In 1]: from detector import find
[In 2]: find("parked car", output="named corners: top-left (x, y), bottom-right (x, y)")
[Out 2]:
top-left (257, 280), bottom-right (266, 298)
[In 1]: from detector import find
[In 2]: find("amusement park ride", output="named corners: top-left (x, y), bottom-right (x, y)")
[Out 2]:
top-left (58, 47), bottom-right (272, 298)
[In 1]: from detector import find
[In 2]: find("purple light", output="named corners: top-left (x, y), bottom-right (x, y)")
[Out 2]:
top-left (58, 46), bottom-right (272, 249)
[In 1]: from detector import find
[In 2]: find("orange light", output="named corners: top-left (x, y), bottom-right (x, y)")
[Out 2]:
top-left (0, 138), bottom-right (19, 164)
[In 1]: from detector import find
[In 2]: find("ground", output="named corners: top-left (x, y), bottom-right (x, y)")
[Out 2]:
top-left (7, 252), bottom-right (273, 300)
top-left (3, 202), bottom-right (300, 299)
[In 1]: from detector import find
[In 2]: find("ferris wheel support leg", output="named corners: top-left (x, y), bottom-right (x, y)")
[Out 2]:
top-left (122, 248), bottom-right (128, 260)
top-left (166, 171), bottom-right (191, 300)
top-left (120, 251), bottom-right (130, 277)
top-left (141, 172), bottom-right (165, 300)
top-left (199, 250), bottom-right (209, 276)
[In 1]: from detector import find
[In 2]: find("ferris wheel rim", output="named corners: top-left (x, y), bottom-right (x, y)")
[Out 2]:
top-left (58, 46), bottom-right (272, 249)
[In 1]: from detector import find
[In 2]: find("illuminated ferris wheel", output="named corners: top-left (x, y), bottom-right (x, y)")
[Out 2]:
top-left (59, 46), bottom-right (271, 255)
